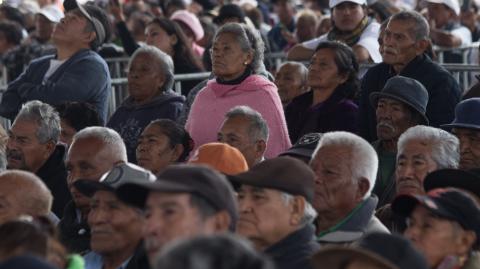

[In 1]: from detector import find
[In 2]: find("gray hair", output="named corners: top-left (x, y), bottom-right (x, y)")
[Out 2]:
top-left (312, 132), bottom-right (378, 198)
top-left (281, 192), bottom-right (318, 226)
top-left (0, 149), bottom-right (6, 172)
top-left (73, 126), bottom-right (127, 162)
top-left (278, 61), bottom-right (308, 86)
top-left (15, 100), bottom-right (60, 144)
top-left (389, 10), bottom-right (430, 41)
top-left (225, 106), bottom-right (269, 142)
top-left (214, 23), bottom-right (265, 74)
top-left (129, 45), bottom-right (175, 92)
top-left (397, 126), bottom-right (460, 169)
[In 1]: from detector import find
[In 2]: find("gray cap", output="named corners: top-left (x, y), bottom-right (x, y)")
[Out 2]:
top-left (370, 76), bottom-right (429, 125)
top-left (74, 162), bottom-right (156, 197)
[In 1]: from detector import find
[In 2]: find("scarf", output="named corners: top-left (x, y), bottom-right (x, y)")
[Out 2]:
top-left (327, 16), bottom-right (371, 47)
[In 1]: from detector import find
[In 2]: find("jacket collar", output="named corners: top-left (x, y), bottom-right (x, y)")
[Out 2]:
top-left (316, 196), bottom-right (379, 243)
top-left (265, 224), bottom-right (317, 258)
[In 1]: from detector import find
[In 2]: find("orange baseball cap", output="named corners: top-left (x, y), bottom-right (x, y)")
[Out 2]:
top-left (189, 143), bottom-right (249, 175)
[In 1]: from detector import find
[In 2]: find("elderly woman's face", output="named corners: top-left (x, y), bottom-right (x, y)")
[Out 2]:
top-left (128, 52), bottom-right (165, 105)
top-left (211, 32), bottom-right (253, 81)
top-left (307, 48), bottom-right (347, 91)
top-left (136, 124), bottom-right (181, 174)
top-left (404, 206), bottom-right (473, 268)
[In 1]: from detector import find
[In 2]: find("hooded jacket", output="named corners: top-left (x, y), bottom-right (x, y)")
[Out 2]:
top-left (186, 74), bottom-right (291, 158)
top-left (107, 90), bottom-right (185, 162)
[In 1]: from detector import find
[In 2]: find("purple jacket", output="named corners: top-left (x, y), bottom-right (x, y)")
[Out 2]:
top-left (186, 74), bottom-right (291, 158)
top-left (285, 88), bottom-right (359, 143)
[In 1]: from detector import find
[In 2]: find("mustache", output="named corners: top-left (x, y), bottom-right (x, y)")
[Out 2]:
top-left (6, 149), bottom-right (23, 160)
top-left (377, 121), bottom-right (396, 131)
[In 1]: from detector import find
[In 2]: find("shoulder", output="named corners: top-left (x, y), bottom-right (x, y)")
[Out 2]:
top-left (366, 216), bottom-right (390, 234)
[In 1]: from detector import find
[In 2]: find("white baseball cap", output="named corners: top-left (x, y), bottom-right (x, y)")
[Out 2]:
top-left (37, 4), bottom-right (64, 23)
top-left (426, 0), bottom-right (460, 15)
top-left (329, 0), bottom-right (366, 8)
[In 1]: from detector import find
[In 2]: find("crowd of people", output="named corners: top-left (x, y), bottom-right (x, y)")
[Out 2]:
top-left (0, 0), bottom-right (479, 268)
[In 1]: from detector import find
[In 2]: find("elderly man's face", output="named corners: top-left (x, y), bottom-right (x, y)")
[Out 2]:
top-left (382, 20), bottom-right (419, 68)
top-left (275, 63), bottom-right (306, 106)
top-left (237, 185), bottom-right (296, 251)
top-left (88, 191), bottom-right (144, 255)
top-left (395, 139), bottom-right (438, 195)
top-left (128, 52), bottom-right (166, 105)
top-left (310, 145), bottom-right (364, 215)
top-left (452, 128), bottom-right (480, 170)
top-left (218, 116), bottom-right (262, 167)
top-left (143, 192), bottom-right (219, 261)
top-left (376, 98), bottom-right (416, 142)
top-left (6, 119), bottom-right (54, 173)
top-left (66, 137), bottom-right (120, 214)
top-left (404, 206), bottom-right (470, 267)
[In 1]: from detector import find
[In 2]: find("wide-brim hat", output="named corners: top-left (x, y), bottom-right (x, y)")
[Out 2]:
top-left (441, 98), bottom-right (480, 130)
top-left (311, 246), bottom-right (397, 269)
top-left (370, 76), bottom-right (429, 125)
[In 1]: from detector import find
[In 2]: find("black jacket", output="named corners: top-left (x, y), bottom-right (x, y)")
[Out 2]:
top-left (265, 224), bottom-right (319, 269)
top-left (37, 144), bottom-right (71, 218)
top-left (359, 54), bottom-right (461, 142)
top-left (58, 201), bottom-right (91, 254)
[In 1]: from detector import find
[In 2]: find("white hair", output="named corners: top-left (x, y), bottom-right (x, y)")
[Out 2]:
top-left (397, 126), bottom-right (460, 169)
top-left (281, 192), bottom-right (318, 226)
top-left (312, 131), bottom-right (378, 198)
top-left (72, 126), bottom-right (127, 162)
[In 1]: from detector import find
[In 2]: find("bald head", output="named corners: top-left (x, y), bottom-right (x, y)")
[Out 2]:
top-left (0, 170), bottom-right (53, 224)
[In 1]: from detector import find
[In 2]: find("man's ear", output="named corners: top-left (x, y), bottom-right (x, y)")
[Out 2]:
top-left (415, 39), bottom-right (429, 55)
top-left (289, 196), bottom-right (306, 226)
top-left (170, 144), bottom-right (185, 162)
top-left (211, 211), bottom-right (231, 232)
top-left (43, 140), bottom-right (56, 158)
top-left (456, 230), bottom-right (477, 255)
top-left (355, 177), bottom-right (370, 202)
top-left (254, 140), bottom-right (267, 158)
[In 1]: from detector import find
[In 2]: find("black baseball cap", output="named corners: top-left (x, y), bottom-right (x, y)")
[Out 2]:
top-left (74, 162), bottom-right (156, 197)
top-left (116, 164), bottom-right (238, 229)
top-left (279, 133), bottom-right (323, 161)
top-left (392, 188), bottom-right (480, 245)
top-left (229, 156), bottom-right (315, 203)
top-left (424, 169), bottom-right (480, 199)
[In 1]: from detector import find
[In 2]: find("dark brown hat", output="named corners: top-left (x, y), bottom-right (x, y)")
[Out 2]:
top-left (229, 156), bottom-right (315, 203)
top-left (116, 164), bottom-right (238, 229)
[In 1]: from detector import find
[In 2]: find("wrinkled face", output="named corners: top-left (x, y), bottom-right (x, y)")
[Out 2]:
top-left (88, 191), bottom-right (144, 255)
top-left (143, 192), bottom-right (217, 261)
top-left (35, 14), bottom-right (55, 42)
top-left (427, 3), bottom-right (453, 28)
top-left (136, 124), bottom-right (178, 174)
top-left (218, 116), bottom-right (260, 167)
top-left (307, 48), bottom-right (347, 90)
top-left (395, 139), bottom-right (438, 195)
top-left (376, 98), bottom-right (416, 141)
top-left (52, 9), bottom-right (92, 45)
top-left (310, 145), bottom-right (361, 215)
top-left (382, 20), bottom-right (419, 67)
top-left (236, 185), bottom-right (293, 251)
top-left (59, 120), bottom-right (77, 147)
top-left (145, 23), bottom-right (174, 55)
top-left (275, 63), bottom-right (306, 106)
top-left (6, 119), bottom-right (53, 173)
top-left (128, 52), bottom-right (165, 105)
top-left (0, 183), bottom-right (21, 224)
top-left (211, 32), bottom-right (252, 81)
top-left (332, 2), bottom-right (365, 32)
top-left (66, 138), bottom-right (119, 213)
top-left (452, 128), bottom-right (480, 170)
top-left (404, 206), bottom-right (467, 268)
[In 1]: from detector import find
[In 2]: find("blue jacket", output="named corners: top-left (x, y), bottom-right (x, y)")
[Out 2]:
top-left (107, 90), bottom-right (185, 162)
top-left (0, 49), bottom-right (111, 122)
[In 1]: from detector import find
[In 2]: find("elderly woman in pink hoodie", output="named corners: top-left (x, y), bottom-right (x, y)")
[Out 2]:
top-left (186, 23), bottom-right (291, 158)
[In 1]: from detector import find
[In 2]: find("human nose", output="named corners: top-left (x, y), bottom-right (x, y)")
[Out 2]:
top-left (238, 196), bottom-right (253, 213)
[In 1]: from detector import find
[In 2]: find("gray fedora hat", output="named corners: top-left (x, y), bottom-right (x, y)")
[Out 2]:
top-left (441, 98), bottom-right (480, 130)
top-left (370, 76), bottom-right (429, 125)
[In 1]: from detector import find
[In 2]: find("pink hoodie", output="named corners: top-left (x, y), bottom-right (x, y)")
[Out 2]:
top-left (186, 75), bottom-right (291, 158)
